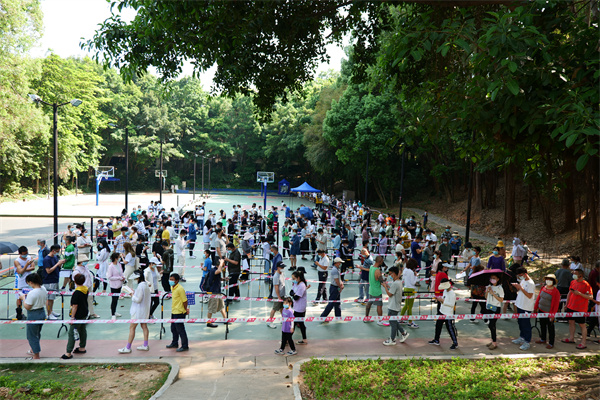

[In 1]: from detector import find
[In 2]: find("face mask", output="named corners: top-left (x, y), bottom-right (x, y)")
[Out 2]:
top-left (433, 254), bottom-right (437, 259)
top-left (283, 304), bottom-right (289, 309)
top-left (572, 274), bottom-right (578, 280)
top-left (169, 281), bottom-right (176, 287)
top-left (545, 280), bottom-right (554, 286)
top-left (446, 229), bottom-right (449, 232)
top-left (493, 251), bottom-right (499, 255)
top-left (517, 275), bottom-right (524, 281)
top-left (490, 279), bottom-right (497, 285)
top-left (20, 255), bottom-right (27, 259)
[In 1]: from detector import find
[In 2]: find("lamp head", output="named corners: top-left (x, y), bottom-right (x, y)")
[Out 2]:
top-left (70, 99), bottom-right (83, 107)
top-left (28, 94), bottom-right (41, 103)
top-left (108, 123), bottom-right (118, 128)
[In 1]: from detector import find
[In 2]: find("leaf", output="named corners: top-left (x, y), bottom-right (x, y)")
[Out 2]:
top-left (565, 134), bottom-right (578, 148)
top-left (411, 50), bottom-right (422, 61)
top-left (506, 80), bottom-right (520, 96)
top-left (455, 38), bottom-right (470, 53)
top-left (491, 88), bottom-right (499, 101)
top-left (508, 62), bottom-right (517, 73)
top-left (576, 154), bottom-right (589, 171)
top-left (441, 44), bottom-right (450, 57)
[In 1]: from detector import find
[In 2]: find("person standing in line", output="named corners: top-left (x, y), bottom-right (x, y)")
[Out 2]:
top-left (188, 218), bottom-right (197, 259)
top-left (14, 246), bottom-right (36, 320)
top-left (428, 278), bottom-right (459, 349)
top-left (72, 260), bottom-right (99, 319)
top-left (484, 273), bottom-right (504, 350)
top-left (555, 259), bottom-right (573, 311)
top-left (61, 236), bottom-right (76, 290)
top-left (291, 270), bottom-right (309, 345)
top-left (268, 245), bottom-right (283, 298)
top-left (121, 242), bottom-right (138, 288)
top-left (274, 297), bottom-right (297, 356)
top-left (382, 266), bottom-right (409, 346)
top-left (95, 241), bottom-right (110, 293)
top-left (160, 240), bottom-right (174, 293)
top-left (534, 274), bottom-right (561, 349)
top-left (20, 273), bottom-right (47, 359)
top-left (144, 257), bottom-right (161, 318)
top-left (41, 244), bottom-right (66, 320)
top-left (319, 257), bottom-right (344, 323)
top-left (365, 256), bottom-right (385, 326)
top-left (119, 271), bottom-right (152, 353)
top-left (511, 266), bottom-right (536, 350)
top-left (107, 252), bottom-right (125, 320)
top-left (60, 273), bottom-right (89, 359)
top-left (175, 229), bottom-right (188, 282)
top-left (313, 249), bottom-right (329, 304)
top-left (267, 261), bottom-right (287, 329)
top-left (486, 247), bottom-right (506, 271)
top-left (224, 242), bottom-right (241, 304)
top-left (401, 258), bottom-right (419, 328)
top-left (561, 268), bottom-right (594, 350)
top-left (206, 259), bottom-right (228, 328)
top-left (165, 273), bottom-right (189, 352)
top-left (356, 247), bottom-right (373, 304)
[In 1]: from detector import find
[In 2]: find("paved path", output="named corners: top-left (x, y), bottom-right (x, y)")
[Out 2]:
top-left (407, 207), bottom-right (498, 245)
top-left (1, 338), bottom-right (598, 399)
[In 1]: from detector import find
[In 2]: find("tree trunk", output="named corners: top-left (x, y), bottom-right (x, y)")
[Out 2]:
top-left (563, 160), bottom-right (576, 231)
top-left (527, 184), bottom-right (532, 221)
top-left (503, 165), bottom-right (516, 233)
top-left (374, 178), bottom-right (389, 209)
top-left (474, 171), bottom-right (483, 210)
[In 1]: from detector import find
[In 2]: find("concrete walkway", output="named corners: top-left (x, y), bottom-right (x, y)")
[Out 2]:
top-left (407, 207), bottom-right (498, 245)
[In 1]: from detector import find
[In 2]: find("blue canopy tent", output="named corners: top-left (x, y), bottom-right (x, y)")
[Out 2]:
top-left (290, 182), bottom-right (321, 216)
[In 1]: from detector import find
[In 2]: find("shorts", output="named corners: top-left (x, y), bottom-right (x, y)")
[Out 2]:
top-left (43, 283), bottom-right (59, 300)
top-left (369, 294), bottom-right (383, 306)
top-left (208, 298), bottom-right (224, 314)
top-left (59, 269), bottom-right (72, 279)
top-left (204, 242), bottom-right (210, 251)
top-left (565, 307), bottom-right (586, 324)
top-left (272, 300), bottom-right (283, 311)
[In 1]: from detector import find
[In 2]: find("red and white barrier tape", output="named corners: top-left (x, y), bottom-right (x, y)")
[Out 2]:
top-left (3, 311), bottom-right (597, 325)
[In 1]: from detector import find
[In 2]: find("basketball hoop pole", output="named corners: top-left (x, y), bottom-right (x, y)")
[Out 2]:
top-left (263, 178), bottom-right (268, 215)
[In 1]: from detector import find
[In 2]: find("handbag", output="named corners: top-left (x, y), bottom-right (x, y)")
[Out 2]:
top-left (486, 303), bottom-right (499, 312)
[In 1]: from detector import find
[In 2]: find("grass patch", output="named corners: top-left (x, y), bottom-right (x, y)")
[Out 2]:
top-left (300, 356), bottom-right (600, 400)
top-left (0, 363), bottom-right (170, 400)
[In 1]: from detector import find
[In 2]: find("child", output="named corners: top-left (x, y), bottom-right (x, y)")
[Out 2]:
top-left (262, 237), bottom-right (272, 279)
top-left (382, 266), bottom-right (409, 345)
top-left (199, 249), bottom-right (212, 301)
top-left (428, 278), bottom-right (458, 349)
top-left (275, 297), bottom-right (297, 356)
top-left (61, 274), bottom-right (88, 359)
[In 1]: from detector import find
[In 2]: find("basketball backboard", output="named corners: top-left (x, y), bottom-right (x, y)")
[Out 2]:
top-left (155, 170), bottom-right (168, 178)
top-left (95, 166), bottom-right (114, 178)
top-left (257, 171), bottom-right (274, 183)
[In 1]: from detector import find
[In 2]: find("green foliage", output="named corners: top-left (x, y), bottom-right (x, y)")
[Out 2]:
top-left (302, 356), bottom-right (600, 400)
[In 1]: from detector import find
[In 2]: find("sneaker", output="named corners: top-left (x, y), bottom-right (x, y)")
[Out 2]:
top-left (469, 319), bottom-right (479, 324)
top-left (409, 323), bottom-right (419, 329)
top-left (383, 338), bottom-right (397, 346)
top-left (311, 301), bottom-right (318, 306)
top-left (399, 332), bottom-right (410, 343)
top-left (488, 344), bottom-right (498, 350)
top-left (176, 347), bottom-right (189, 352)
top-left (296, 340), bottom-right (308, 345)
top-left (519, 342), bottom-right (531, 351)
top-left (207, 323), bottom-right (218, 328)
top-left (88, 314), bottom-right (100, 319)
top-left (190, 256), bottom-right (197, 259)
top-left (274, 349), bottom-right (284, 355)
top-left (399, 320), bottom-right (408, 324)
top-left (450, 343), bottom-right (459, 350)
top-left (111, 315), bottom-right (117, 320)
top-left (51, 312), bottom-right (61, 317)
top-left (376, 321), bottom-right (386, 326)
top-left (512, 337), bottom-right (525, 345)
top-left (115, 312), bottom-right (122, 317)
top-left (203, 297), bottom-right (209, 303)
top-left (118, 347), bottom-right (132, 354)
top-left (180, 278), bottom-right (187, 282)
top-left (286, 350), bottom-right (297, 356)
top-left (267, 323), bottom-right (277, 329)
top-left (136, 345), bottom-right (149, 351)
top-left (48, 314), bottom-right (59, 320)
top-left (320, 321), bottom-right (329, 325)
top-left (428, 340), bottom-right (440, 346)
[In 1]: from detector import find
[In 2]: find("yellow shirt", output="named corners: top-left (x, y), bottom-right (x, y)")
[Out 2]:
top-left (162, 229), bottom-right (170, 242)
top-left (171, 283), bottom-right (186, 314)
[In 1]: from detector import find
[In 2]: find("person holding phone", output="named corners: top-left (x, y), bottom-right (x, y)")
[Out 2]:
top-left (561, 268), bottom-right (594, 349)
top-left (511, 266), bottom-right (535, 351)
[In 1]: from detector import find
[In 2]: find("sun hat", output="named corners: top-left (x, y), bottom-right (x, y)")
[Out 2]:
top-left (496, 240), bottom-right (505, 248)
top-left (149, 257), bottom-right (162, 265)
top-left (243, 232), bottom-right (253, 240)
top-left (543, 274), bottom-right (557, 285)
top-left (438, 279), bottom-right (452, 290)
top-left (333, 257), bottom-right (343, 264)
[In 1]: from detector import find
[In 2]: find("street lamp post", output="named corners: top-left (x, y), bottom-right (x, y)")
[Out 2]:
top-left (29, 94), bottom-right (82, 245)
top-left (201, 155), bottom-right (205, 197)
top-left (159, 138), bottom-right (163, 205)
top-left (398, 148), bottom-right (406, 220)
top-left (109, 124), bottom-right (145, 211)
top-left (185, 150), bottom-right (203, 200)
top-left (364, 150), bottom-right (369, 205)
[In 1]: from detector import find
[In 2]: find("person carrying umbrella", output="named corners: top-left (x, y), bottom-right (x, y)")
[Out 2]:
top-left (484, 272), bottom-right (505, 350)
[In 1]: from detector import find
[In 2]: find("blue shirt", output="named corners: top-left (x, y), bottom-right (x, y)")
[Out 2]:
top-left (188, 223), bottom-right (197, 241)
top-left (332, 235), bottom-right (341, 250)
top-left (42, 254), bottom-right (60, 284)
top-left (285, 207), bottom-right (291, 219)
top-left (203, 257), bottom-right (212, 277)
top-left (411, 242), bottom-right (422, 264)
top-left (271, 253), bottom-right (283, 274)
top-left (207, 266), bottom-right (221, 293)
top-left (38, 246), bottom-right (49, 267)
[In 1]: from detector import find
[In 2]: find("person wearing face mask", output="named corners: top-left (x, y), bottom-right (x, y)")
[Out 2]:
top-left (275, 297), bottom-right (297, 356)
top-left (487, 247), bottom-right (506, 271)
top-left (484, 274), bottom-right (504, 350)
top-left (223, 242), bottom-right (241, 304)
top-left (533, 274), bottom-right (560, 349)
top-left (511, 238), bottom-right (527, 264)
top-left (441, 225), bottom-right (452, 242)
top-left (291, 270), bottom-right (309, 345)
top-left (95, 241), bottom-right (110, 293)
top-left (439, 238), bottom-right (451, 264)
top-left (561, 268), bottom-right (594, 349)
top-left (428, 278), bottom-right (458, 349)
top-left (144, 257), bottom-right (161, 318)
top-left (166, 273), bottom-right (189, 352)
top-left (511, 266), bottom-right (535, 350)
top-left (14, 246), bottom-right (36, 320)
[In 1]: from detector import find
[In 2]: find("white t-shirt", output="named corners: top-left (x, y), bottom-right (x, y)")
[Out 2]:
top-left (440, 289), bottom-right (456, 316)
top-left (24, 287), bottom-right (48, 310)
top-left (175, 237), bottom-right (186, 257)
top-left (262, 242), bottom-right (271, 260)
top-left (15, 256), bottom-right (33, 289)
top-left (486, 285), bottom-right (505, 308)
top-left (515, 278), bottom-right (536, 311)
top-left (402, 267), bottom-right (417, 289)
top-left (272, 270), bottom-right (285, 298)
top-left (319, 255), bottom-right (330, 272)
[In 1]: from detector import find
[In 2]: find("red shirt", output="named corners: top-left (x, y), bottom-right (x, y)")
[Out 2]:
top-left (567, 279), bottom-right (592, 312)
top-left (434, 271), bottom-right (448, 296)
top-left (534, 286), bottom-right (561, 313)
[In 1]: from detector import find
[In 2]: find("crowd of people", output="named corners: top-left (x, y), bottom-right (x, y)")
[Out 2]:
top-left (10, 195), bottom-right (600, 359)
